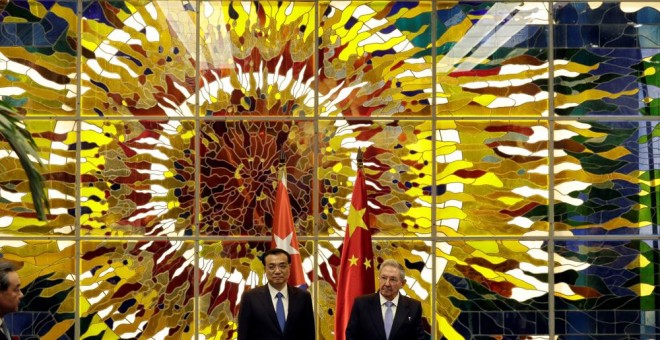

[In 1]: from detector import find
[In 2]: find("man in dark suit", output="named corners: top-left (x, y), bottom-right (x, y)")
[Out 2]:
top-left (0, 262), bottom-right (22, 340)
top-left (346, 259), bottom-right (425, 340)
top-left (237, 248), bottom-right (314, 340)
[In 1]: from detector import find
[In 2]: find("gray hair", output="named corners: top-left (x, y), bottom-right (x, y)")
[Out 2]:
top-left (0, 262), bottom-right (16, 292)
top-left (379, 259), bottom-right (405, 281)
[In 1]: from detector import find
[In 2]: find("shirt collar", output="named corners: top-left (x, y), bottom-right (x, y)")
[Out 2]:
top-left (267, 283), bottom-right (288, 300)
top-left (379, 292), bottom-right (400, 306)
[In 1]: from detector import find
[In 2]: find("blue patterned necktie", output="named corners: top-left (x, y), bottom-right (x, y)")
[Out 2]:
top-left (275, 292), bottom-right (286, 332)
top-left (384, 301), bottom-right (394, 339)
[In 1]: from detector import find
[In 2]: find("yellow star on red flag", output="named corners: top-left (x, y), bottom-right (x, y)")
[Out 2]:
top-left (363, 258), bottom-right (372, 269)
top-left (347, 206), bottom-right (368, 236)
top-left (349, 255), bottom-right (358, 267)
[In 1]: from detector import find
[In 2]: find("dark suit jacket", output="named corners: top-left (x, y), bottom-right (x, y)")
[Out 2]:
top-left (237, 284), bottom-right (315, 340)
top-left (346, 293), bottom-right (425, 340)
top-left (0, 320), bottom-right (10, 340)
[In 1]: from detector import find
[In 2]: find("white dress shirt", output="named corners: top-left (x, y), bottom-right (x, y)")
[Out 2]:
top-left (379, 293), bottom-right (400, 321)
top-left (268, 284), bottom-right (289, 319)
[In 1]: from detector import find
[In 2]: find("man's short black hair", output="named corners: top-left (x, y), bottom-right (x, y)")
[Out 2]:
top-left (261, 248), bottom-right (291, 265)
top-left (0, 262), bottom-right (16, 292)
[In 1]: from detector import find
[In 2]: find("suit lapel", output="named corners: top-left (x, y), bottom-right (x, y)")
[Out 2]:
top-left (284, 286), bottom-right (296, 333)
top-left (258, 286), bottom-right (281, 333)
top-left (1, 320), bottom-right (10, 340)
top-left (389, 295), bottom-right (410, 339)
top-left (366, 294), bottom-right (388, 340)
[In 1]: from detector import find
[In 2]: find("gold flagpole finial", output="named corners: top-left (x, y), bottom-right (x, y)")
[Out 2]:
top-left (279, 148), bottom-right (287, 167)
top-left (356, 148), bottom-right (363, 169)
top-left (278, 148), bottom-right (287, 182)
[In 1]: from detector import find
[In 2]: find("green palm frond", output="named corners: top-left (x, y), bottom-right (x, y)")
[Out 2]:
top-left (0, 100), bottom-right (49, 221)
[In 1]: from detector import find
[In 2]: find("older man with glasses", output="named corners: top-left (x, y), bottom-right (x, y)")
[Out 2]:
top-left (346, 259), bottom-right (425, 340)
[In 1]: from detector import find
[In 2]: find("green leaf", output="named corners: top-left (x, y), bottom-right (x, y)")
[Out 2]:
top-left (0, 100), bottom-right (49, 221)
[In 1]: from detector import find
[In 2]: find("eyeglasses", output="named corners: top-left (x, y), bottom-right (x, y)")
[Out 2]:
top-left (266, 264), bottom-right (289, 272)
top-left (379, 276), bottom-right (401, 284)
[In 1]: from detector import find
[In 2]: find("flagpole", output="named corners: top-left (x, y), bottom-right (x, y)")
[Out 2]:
top-left (279, 147), bottom-right (286, 180)
top-left (357, 147), bottom-right (363, 169)
top-left (271, 147), bottom-right (307, 288)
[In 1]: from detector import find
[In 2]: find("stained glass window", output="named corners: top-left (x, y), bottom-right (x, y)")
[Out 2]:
top-left (0, 1), bottom-right (659, 339)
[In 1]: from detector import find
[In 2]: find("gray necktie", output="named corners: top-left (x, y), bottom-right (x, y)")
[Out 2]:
top-left (384, 301), bottom-right (394, 339)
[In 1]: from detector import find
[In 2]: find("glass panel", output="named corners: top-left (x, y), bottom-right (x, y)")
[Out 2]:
top-left (199, 120), bottom-right (315, 236)
top-left (80, 120), bottom-right (195, 236)
top-left (0, 240), bottom-right (76, 339)
top-left (0, 0), bottom-right (78, 117)
top-left (80, 240), bottom-right (196, 339)
top-left (0, 120), bottom-right (76, 235)
top-left (0, 1), bottom-right (659, 339)
top-left (318, 239), bottom-right (433, 339)
top-left (554, 120), bottom-right (660, 236)
top-left (80, 1), bottom-right (197, 116)
top-left (554, 2), bottom-right (660, 116)
top-left (318, 1), bottom-right (433, 117)
top-left (318, 119), bottom-right (433, 237)
top-left (555, 240), bottom-right (660, 338)
top-left (199, 1), bottom-right (315, 117)
top-left (436, 2), bottom-right (549, 117)
top-left (438, 239), bottom-right (550, 338)
top-left (437, 120), bottom-right (550, 237)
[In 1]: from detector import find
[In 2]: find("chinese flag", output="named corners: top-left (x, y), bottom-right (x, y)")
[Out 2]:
top-left (334, 168), bottom-right (376, 340)
top-left (271, 170), bottom-right (307, 288)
